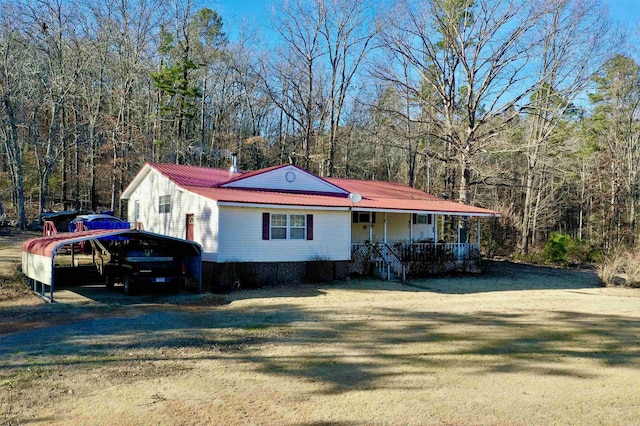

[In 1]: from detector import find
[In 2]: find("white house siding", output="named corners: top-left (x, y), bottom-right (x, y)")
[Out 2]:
top-left (126, 170), bottom-right (220, 262)
top-left (223, 165), bottom-right (347, 195)
top-left (217, 206), bottom-right (350, 262)
top-left (351, 212), bottom-right (436, 243)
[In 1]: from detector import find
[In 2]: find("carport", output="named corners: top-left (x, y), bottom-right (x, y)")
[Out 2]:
top-left (22, 229), bottom-right (203, 302)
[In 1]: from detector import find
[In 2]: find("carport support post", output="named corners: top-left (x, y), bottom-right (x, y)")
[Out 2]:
top-left (50, 258), bottom-right (55, 303)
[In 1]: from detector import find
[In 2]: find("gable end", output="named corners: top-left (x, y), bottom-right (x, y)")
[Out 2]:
top-left (220, 164), bottom-right (349, 196)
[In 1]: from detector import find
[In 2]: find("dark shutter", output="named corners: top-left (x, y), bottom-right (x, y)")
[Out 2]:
top-left (262, 213), bottom-right (270, 240)
top-left (352, 211), bottom-right (359, 223)
top-left (427, 214), bottom-right (433, 225)
top-left (306, 214), bottom-right (313, 240)
top-left (371, 212), bottom-right (376, 224)
top-left (412, 213), bottom-right (417, 224)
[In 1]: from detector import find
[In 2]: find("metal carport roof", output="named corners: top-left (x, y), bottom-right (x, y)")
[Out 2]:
top-left (22, 229), bottom-right (203, 302)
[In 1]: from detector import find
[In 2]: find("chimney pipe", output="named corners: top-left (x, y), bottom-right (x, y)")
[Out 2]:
top-left (230, 152), bottom-right (238, 173)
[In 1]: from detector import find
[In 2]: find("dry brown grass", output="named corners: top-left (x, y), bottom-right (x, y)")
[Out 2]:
top-left (0, 269), bottom-right (30, 302)
top-left (598, 249), bottom-right (640, 287)
top-left (3, 259), bottom-right (640, 425)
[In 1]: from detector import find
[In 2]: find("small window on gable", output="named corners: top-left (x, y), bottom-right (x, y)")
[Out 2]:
top-left (159, 195), bottom-right (171, 214)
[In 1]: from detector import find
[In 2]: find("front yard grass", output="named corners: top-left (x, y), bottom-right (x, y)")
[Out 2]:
top-left (1, 261), bottom-right (640, 425)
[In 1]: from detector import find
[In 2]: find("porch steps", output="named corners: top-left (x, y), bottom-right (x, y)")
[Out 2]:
top-left (376, 264), bottom-right (402, 281)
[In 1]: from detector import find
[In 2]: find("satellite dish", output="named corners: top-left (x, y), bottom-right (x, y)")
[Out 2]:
top-left (348, 193), bottom-right (362, 203)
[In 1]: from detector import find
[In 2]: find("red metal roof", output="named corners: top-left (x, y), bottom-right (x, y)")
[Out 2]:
top-left (146, 163), bottom-right (499, 216)
top-left (22, 229), bottom-right (130, 257)
top-left (186, 186), bottom-right (498, 215)
top-left (326, 177), bottom-right (441, 201)
top-left (22, 229), bottom-right (205, 257)
top-left (150, 163), bottom-right (242, 187)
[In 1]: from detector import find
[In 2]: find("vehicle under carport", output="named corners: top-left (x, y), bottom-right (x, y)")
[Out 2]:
top-left (21, 229), bottom-right (202, 302)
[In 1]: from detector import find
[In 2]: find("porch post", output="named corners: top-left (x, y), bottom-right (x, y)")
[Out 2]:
top-left (409, 213), bottom-right (413, 242)
top-left (384, 212), bottom-right (387, 244)
top-left (477, 217), bottom-right (481, 246)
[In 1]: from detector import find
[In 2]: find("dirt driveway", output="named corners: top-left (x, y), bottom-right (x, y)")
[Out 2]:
top-left (2, 237), bottom-right (640, 425)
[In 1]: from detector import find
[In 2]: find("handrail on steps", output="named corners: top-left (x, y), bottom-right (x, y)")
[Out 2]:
top-left (382, 243), bottom-right (406, 281)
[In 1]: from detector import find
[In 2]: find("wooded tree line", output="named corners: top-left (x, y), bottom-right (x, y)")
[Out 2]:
top-left (0, 0), bottom-right (637, 257)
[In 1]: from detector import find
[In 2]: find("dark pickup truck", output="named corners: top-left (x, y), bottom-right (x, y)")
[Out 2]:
top-left (98, 239), bottom-right (186, 295)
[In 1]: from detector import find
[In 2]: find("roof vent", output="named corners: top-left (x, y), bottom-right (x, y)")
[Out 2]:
top-left (230, 152), bottom-right (238, 174)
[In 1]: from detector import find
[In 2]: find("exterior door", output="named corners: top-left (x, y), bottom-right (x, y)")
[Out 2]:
top-left (186, 214), bottom-right (194, 241)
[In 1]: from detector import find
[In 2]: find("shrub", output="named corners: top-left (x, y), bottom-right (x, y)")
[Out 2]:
top-left (597, 250), bottom-right (640, 287)
top-left (306, 254), bottom-right (334, 283)
top-left (542, 233), bottom-right (586, 266)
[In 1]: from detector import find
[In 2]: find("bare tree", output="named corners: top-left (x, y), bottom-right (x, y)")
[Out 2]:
top-left (320, 0), bottom-right (376, 177)
top-left (265, 0), bottom-right (327, 172)
top-left (518, 0), bottom-right (612, 253)
top-left (378, 0), bottom-right (549, 204)
top-left (0, 8), bottom-right (28, 228)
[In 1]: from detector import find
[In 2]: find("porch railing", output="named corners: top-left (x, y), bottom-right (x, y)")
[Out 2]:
top-left (352, 242), bottom-right (479, 260)
top-left (350, 242), bottom-right (480, 279)
top-left (394, 242), bottom-right (479, 261)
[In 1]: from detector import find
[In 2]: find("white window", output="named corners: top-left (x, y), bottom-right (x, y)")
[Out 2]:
top-left (290, 214), bottom-right (306, 240)
top-left (159, 195), bottom-right (171, 214)
top-left (271, 213), bottom-right (306, 240)
top-left (271, 214), bottom-right (288, 239)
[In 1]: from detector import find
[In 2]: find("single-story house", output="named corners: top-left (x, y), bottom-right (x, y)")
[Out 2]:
top-left (121, 159), bottom-right (499, 288)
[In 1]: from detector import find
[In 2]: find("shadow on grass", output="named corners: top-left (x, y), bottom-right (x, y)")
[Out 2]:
top-left (404, 260), bottom-right (602, 294)
top-left (36, 261), bottom-right (600, 309)
top-left (3, 294), bottom-right (640, 396)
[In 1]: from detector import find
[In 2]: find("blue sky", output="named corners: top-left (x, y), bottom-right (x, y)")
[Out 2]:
top-left (608, 0), bottom-right (640, 26)
top-left (214, 1), bottom-right (640, 22)
top-left (214, 0), bottom-right (640, 41)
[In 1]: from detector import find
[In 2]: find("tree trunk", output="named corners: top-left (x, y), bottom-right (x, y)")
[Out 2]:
top-left (1, 96), bottom-right (27, 228)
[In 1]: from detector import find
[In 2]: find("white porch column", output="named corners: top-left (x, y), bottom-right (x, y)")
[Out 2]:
top-left (369, 214), bottom-right (373, 241)
top-left (477, 217), bottom-right (481, 245)
top-left (434, 214), bottom-right (439, 242)
top-left (384, 212), bottom-right (387, 244)
top-left (409, 213), bottom-right (413, 242)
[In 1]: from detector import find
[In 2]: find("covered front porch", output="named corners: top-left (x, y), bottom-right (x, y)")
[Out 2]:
top-left (349, 210), bottom-right (485, 280)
